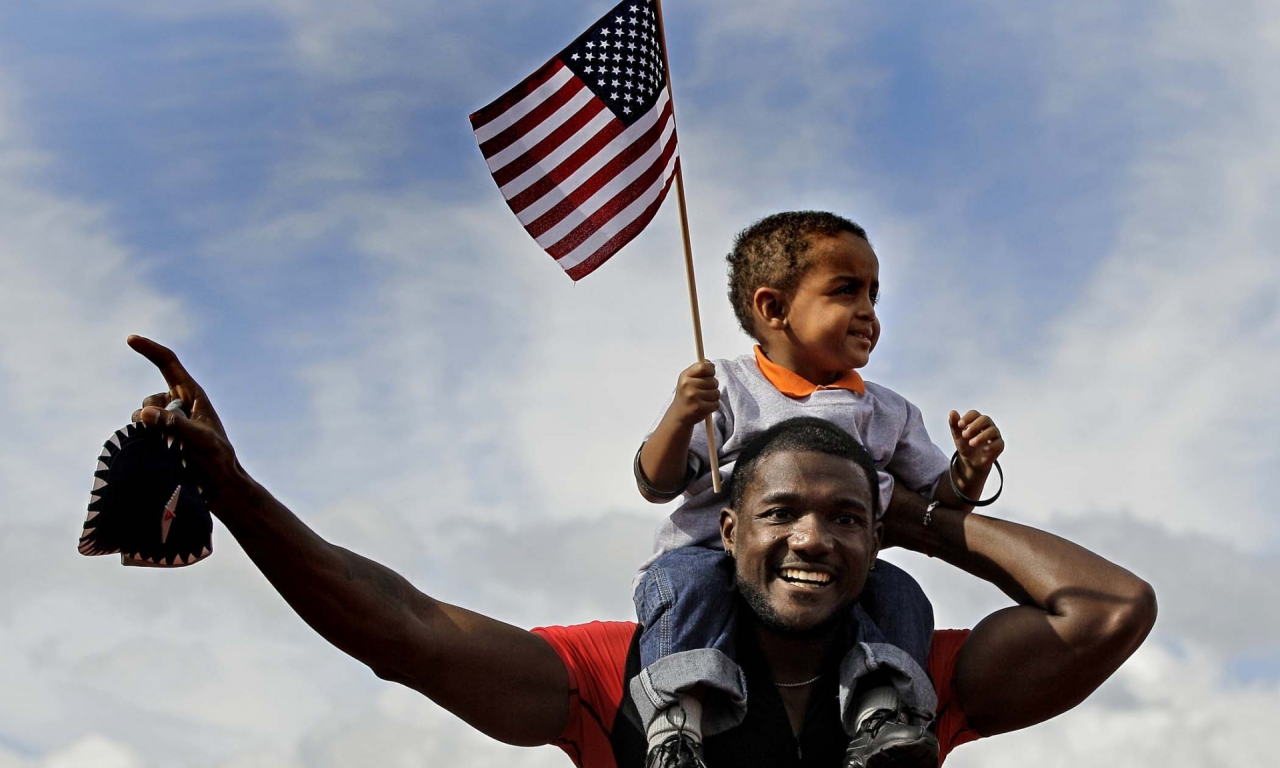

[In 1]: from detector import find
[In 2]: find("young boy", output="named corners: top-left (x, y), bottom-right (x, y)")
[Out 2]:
top-left (631, 212), bottom-right (1003, 768)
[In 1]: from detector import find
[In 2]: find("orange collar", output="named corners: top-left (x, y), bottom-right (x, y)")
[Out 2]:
top-left (753, 346), bottom-right (866, 397)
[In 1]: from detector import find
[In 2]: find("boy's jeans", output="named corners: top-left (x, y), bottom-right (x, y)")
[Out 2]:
top-left (630, 546), bottom-right (938, 736)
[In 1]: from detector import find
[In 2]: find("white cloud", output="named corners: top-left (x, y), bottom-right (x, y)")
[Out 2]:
top-left (948, 640), bottom-right (1280, 768)
top-left (3, 2), bottom-right (1278, 767)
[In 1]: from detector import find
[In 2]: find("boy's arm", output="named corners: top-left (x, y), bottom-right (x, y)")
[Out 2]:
top-left (884, 484), bottom-right (1156, 736)
top-left (932, 409), bottom-right (1004, 511)
top-left (636, 360), bottom-right (719, 502)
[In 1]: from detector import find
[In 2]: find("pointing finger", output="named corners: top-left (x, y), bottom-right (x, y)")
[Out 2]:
top-left (127, 335), bottom-right (195, 393)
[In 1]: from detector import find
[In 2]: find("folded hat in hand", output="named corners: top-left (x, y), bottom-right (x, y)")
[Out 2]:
top-left (78, 416), bottom-right (212, 567)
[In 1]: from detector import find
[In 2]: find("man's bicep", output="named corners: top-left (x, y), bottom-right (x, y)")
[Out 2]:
top-left (392, 601), bottom-right (573, 747)
top-left (953, 605), bottom-right (1101, 736)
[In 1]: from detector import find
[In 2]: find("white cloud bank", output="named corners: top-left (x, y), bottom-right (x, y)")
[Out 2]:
top-left (2, 1), bottom-right (1278, 767)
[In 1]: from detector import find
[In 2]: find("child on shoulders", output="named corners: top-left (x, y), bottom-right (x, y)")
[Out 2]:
top-left (632, 211), bottom-right (1003, 768)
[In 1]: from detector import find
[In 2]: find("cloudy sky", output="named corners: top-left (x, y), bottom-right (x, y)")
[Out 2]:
top-left (1, 0), bottom-right (1277, 766)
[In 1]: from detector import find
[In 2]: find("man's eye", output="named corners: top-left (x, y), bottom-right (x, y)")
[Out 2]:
top-left (834, 513), bottom-right (865, 527)
top-left (870, 290), bottom-right (880, 306)
top-left (763, 507), bottom-right (793, 521)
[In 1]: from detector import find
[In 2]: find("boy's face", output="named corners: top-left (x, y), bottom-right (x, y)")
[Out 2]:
top-left (777, 232), bottom-right (880, 380)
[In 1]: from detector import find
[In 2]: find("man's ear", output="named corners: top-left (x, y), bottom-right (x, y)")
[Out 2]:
top-left (752, 286), bottom-right (789, 331)
top-left (870, 519), bottom-right (884, 562)
top-left (720, 506), bottom-right (738, 554)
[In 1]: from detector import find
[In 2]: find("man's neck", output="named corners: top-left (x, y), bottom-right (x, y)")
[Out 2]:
top-left (751, 616), bottom-right (846, 736)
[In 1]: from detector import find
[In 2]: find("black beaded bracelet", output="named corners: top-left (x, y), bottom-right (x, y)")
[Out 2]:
top-left (947, 452), bottom-right (1004, 507)
top-left (633, 444), bottom-right (697, 501)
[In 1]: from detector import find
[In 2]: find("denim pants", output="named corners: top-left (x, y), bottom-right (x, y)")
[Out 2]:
top-left (631, 546), bottom-right (937, 736)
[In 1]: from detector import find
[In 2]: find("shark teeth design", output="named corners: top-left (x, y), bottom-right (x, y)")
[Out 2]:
top-left (160, 486), bottom-right (181, 544)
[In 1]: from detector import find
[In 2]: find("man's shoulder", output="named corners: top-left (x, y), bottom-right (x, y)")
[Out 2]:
top-left (531, 621), bottom-right (645, 768)
top-left (929, 628), bottom-right (983, 764)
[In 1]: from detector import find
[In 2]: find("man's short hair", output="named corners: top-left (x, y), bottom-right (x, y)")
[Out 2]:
top-left (729, 417), bottom-right (881, 516)
top-left (726, 211), bottom-right (869, 339)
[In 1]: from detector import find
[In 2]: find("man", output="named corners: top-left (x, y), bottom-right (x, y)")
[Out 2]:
top-left (125, 336), bottom-right (1156, 767)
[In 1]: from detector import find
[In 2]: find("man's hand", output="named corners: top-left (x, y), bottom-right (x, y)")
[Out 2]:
top-left (670, 360), bottom-right (720, 427)
top-left (127, 336), bottom-right (241, 503)
top-left (948, 409), bottom-right (1003, 470)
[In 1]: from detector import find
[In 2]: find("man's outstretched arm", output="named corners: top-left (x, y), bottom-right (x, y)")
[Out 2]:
top-left (883, 484), bottom-right (1157, 737)
top-left (127, 336), bottom-right (570, 747)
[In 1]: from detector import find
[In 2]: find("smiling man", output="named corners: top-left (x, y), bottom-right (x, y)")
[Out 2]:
top-left (125, 337), bottom-right (1157, 768)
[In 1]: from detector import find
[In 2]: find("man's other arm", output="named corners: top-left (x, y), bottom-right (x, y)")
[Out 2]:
top-left (127, 337), bottom-right (570, 747)
top-left (883, 484), bottom-right (1157, 736)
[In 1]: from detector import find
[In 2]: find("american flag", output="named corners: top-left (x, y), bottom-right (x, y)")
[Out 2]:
top-left (470, 0), bottom-right (679, 280)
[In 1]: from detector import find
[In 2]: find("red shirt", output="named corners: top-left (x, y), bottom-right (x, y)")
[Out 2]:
top-left (534, 622), bottom-right (981, 768)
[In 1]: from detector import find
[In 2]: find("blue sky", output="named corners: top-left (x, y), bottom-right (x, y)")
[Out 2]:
top-left (1, 1), bottom-right (1278, 767)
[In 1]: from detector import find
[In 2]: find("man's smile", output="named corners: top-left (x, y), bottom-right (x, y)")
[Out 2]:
top-left (777, 566), bottom-right (835, 588)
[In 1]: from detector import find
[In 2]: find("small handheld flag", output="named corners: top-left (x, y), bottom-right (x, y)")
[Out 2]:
top-left (471, 0), bottom-right (722, 492)
top-left (470, 0), bottom-right (679, 280)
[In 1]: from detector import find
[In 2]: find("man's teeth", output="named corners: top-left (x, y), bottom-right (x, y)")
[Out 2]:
top-left (780, 568), bottom-right (831, 584)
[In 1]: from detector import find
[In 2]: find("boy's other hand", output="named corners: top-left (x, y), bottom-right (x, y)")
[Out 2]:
top-left (949, 409), bottom-right (1004, 470)
top-left (672, 361), bottom-right (720, 427)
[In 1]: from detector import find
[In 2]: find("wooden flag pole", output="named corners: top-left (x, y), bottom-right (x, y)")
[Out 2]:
top-left (654, 0), bottom-right (721, 494)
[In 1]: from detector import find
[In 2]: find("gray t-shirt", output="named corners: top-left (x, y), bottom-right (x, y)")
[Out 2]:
top-left (640, 352), bottom-right (948, 574)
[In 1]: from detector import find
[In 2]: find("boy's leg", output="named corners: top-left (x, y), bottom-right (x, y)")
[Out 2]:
top-left (839, 560), bottom-right (939, 768)
top-left (858, 558), bottom-right (934, 669)
top-left (632, 546), bottom-right (746, 759)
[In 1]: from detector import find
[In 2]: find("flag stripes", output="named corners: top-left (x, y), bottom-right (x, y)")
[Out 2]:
top-left (469, 0), bottom-right (677, 280)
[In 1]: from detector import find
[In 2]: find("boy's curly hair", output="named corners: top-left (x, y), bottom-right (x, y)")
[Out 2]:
top-left (726, 211), bottom-right (868, 339)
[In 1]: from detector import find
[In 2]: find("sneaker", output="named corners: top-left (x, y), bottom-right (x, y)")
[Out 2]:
top-left (843, 688), bottom-right (938, 768)
top-left (645, 732), bottom-right (708, 768)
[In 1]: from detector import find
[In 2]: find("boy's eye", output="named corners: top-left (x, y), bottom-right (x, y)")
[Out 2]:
top-left (870, 289), bottom-right (880, 306)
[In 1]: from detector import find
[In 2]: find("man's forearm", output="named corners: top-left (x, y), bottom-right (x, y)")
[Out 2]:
top-left (208, 471), bottom-right (434, 677)
top-left (206, 470), bottom-right (571, 746)
top-left (884, 484), bottom-right (1157, 734)
top-left (886, 485), bottom-right (1152, 614)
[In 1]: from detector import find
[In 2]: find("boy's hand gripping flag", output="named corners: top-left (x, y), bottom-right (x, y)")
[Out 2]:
top-left (470, 0), bottom-right (678, 280)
